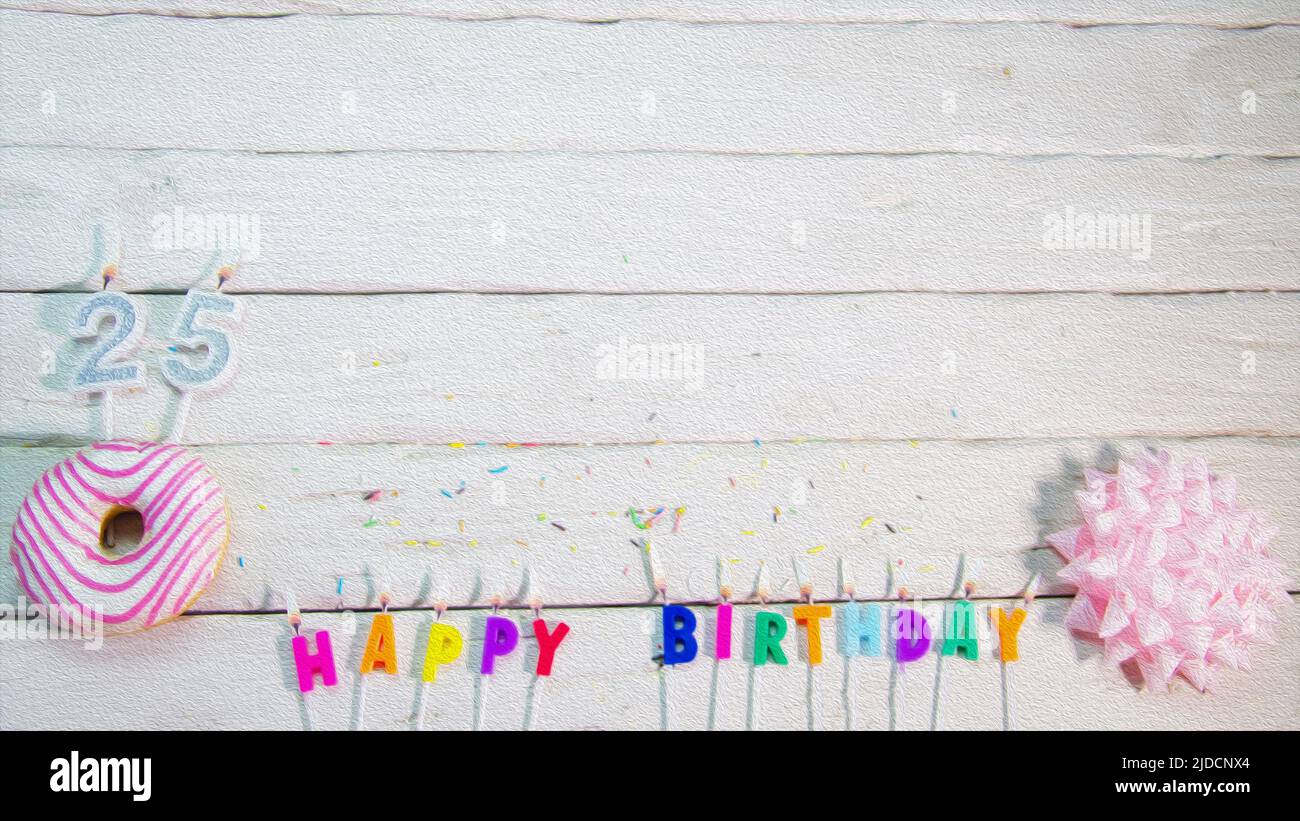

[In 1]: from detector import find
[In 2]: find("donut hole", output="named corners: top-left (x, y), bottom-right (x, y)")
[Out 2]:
top-left (99, 506), bottom-right (144, 557)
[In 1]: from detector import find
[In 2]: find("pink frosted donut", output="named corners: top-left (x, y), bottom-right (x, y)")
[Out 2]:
top-left (9, 442), bottom-right (230, 633)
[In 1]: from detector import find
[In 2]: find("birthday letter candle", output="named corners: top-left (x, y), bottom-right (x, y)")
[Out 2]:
top-left (753, 612), bottom-right (789, 666)
top-left (662, 604), bottom-right (698, 665)
top-left (422, 622), bottom-right (464, 683)
top-left (894, 608), bottom-right (931, 663)
top-left (532, 619), bottom-right (570, 676)
top-left (360, 613), bottom-right (398, 674)
top-left (480, 615), bottom-right (519, 674)
top-left (291, 630), bottom-right (338, 693)
top-left (991, 607), bottom-right (1027, 663)
top-left (792, 604), bottom-right (832, 666)
top-left (842, 602), bottom-right (883, 657)
top-left (940, 599), bottom-right (979, 660)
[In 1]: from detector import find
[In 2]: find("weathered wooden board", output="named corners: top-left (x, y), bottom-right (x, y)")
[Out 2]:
top-left (1, 0), bottom-right (1296, 26)
top-left (4, 148), bottom-right (1297, 295)
top-left (3, 437), bottom-right (1297, 610)
top-left (3, 12), bottom-right (1296, 156)
top-left (2, 1), bottom-right (1297, 734)
top-left (1, 598), bottom-right (1296, 730)
top-left (2, 292), bottom-right (1297, 445)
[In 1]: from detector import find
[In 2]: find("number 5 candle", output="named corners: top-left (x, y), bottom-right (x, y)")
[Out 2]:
top-left (162, 270), bottom-right (243, 442)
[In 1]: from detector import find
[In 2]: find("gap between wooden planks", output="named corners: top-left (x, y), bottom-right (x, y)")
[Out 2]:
top-left (2, 11), bottom-right (1297, 156)
top-left (3, 437), bottom-right (1296, 610)
top-left (3, 147), bottom-right (1297, 295)
top-left (2, 0), bottom-right (1298, 26)
top-left (1, 597), bottom-right (1296, 730)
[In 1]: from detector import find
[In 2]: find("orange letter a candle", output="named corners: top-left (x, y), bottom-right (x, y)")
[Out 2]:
top-left (360, 612), bottom-right (398, 675)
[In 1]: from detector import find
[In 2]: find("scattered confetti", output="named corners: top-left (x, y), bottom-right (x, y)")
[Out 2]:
top-left (628, 507), bottom-right (661, 530)
top-left (256, 503), bottom-right (267, 511)
top-left (807, 545), bottom-right (826, 555)
top-left (859, 516), bottom-right (875, 529)
top-left (364, 490), bottom-right (383, 502)
top-left (237, 555), bottom-right (245, 568)
top-left (439, 480), bottom-right (467, 499)
top-left (552, 522), bottom-right (567, 532)
top-left (488, 465), bottom-right (509, 474)
top-left (363, 517), bottom-right (379, 528)
top-left (337, 577), bottom-right (344, 595)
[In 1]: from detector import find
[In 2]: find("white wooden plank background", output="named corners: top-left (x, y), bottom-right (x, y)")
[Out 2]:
top-left (2, 599), bottom-right (1296, 730)
top-left (4, 148), bottom-right (1297, 295)
top-left (2, 0), bottom-right (1297, 26)
top-left (3, 292), bottom-right (1298, 445)
top-left (5, 437), bottom-right (1297, 609)
top-left (3, 12), bottom-right (1297, 157)
top-left (1, 3), bottom-right (1297, 730)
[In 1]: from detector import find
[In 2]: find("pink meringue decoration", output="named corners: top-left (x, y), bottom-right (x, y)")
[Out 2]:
top-left (1048, 449), bottom-right (1290, 691)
